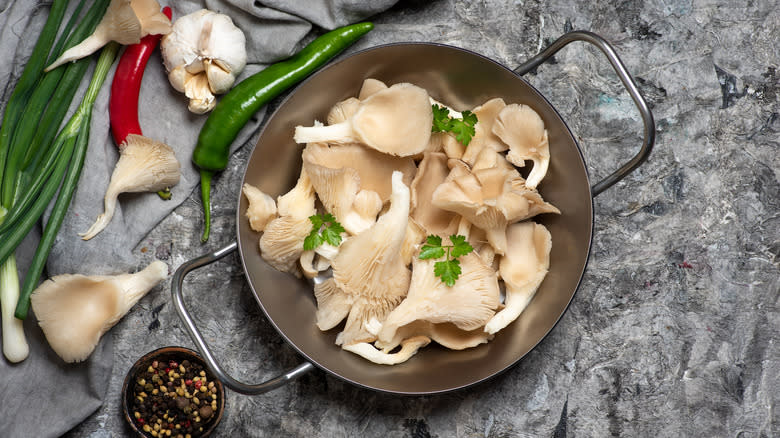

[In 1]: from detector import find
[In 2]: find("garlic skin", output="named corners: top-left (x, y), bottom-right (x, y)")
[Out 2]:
top-left (31, 260), bottom-right (168, 363)
top-left (80, 134), bottom-right (181, 240)
top-left (46, 0), bottom-right (172, 71)
top-left (161, 9), bottom-right (247, 113)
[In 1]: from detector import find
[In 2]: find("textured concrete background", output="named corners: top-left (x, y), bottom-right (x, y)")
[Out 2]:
top-left (70, 0), bottom-right (778, 436)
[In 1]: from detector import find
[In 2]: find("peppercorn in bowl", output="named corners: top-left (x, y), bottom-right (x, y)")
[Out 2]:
top-left (122, 346), bottom-right (225, 437)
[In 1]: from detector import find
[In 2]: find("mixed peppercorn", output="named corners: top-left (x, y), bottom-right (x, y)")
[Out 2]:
top-left (128, 356), bottom-right (221, 437)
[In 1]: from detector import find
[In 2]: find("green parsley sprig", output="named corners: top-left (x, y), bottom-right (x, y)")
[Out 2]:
top-left (303, 213), bottom-right (345, 250)
top-left (418, 234), bottom-right (474, 286)
top-left (431, 104), bottom-right (478, 146)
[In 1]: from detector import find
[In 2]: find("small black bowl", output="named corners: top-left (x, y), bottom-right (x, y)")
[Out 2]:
top-left (122, 346), bottom-right (225, 437)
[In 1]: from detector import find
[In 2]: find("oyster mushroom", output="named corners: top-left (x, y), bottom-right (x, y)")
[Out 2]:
top-left (45, 0), bottom-right (172, 71)
top-left (492, 103), bottom-right (550, 189)
top-left (80, 135), bottom-right (180, 241)
top-left (330, 172), bottom-right (412, 346)
top-left (375, 249), bottom-right (501, 352)
top-left (431, 159), bottom-right (559, 255)
top-left (258, 169), bottom-right (316, 275)
top-left (485, 221), bottom-right (552, 334)
top-left (294, 83), bottom-right (433, 157)
top-left (343, 335), bottom-right (431, 365)
top-left (242, 183), bottom-right (277, 232)
top-left (313, 277), bottom-right (353, 330)
top-left (409, 152), bottom-right (458, 236)
top-left (357, 78), bottom-right (388, 100)
top-left (302, 142), bottom-right (416, 235)
top-left (326, 97), bottom-right (361, 125)
top-left (460, 98), bottom-right (508, 166)
top-left (31, 260), bottom-right (168, 362)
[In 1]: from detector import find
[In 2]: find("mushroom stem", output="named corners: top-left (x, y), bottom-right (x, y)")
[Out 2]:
top-left (294, 121), bottom-right (355, 144)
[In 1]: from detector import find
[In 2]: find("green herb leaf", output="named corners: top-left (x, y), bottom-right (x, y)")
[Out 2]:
top-left (431, 104), bottom-right (451, 133)
top-left (304, 213), bottom-right (344, 251)
top-left (419, 235), bottom-right (445, 260)
top-left (430, 104), bottom-right (478, 146)
top-left (449, 234), bottom-right (474, 257)
top-left (434, 259), bottom-right (461, 287)
top-left (418, 234), bottom-right (474, 286)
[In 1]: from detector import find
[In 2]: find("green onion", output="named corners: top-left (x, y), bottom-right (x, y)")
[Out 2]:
top-left (15, 42), bottom-right (120, 319)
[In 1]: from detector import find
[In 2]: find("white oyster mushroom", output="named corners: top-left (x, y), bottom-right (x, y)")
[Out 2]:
top-left (376, 249), bottom-right (501, 352)
top-left (343, 336), bottom-right (431, 366)
top-left (485, 221), bottom-right (552, 334)
top-left (409, 152), bottom-right (458, 236)
top-left (80, 135), bottom-right (180, 241)
top-left (161, 9), bottom-right (247, 113)
top-left (46, 0), bottom-right (172, 71)
top-left (294, 83), bottom-right (433, 157)
top-left (242, 183), bottom-right (277, 232)
top-left (302, 142), bottom-right (416, 235)
top-left (330, 172), bottom-right (412, 346)
top-left (460, 98), bottom-right (509, 166)
top-left (357, 78), bottom-right (388, 100)
top-left (326, 97), bottom-right (361, 125)
top-left (259, 169), bottom-right (316, 276)
top-left (31, 261), bottom-right (168, 363)
top-left (432, 159), bottom-right (559, 255)
top-left (492, 103), bottom-right (550, 189)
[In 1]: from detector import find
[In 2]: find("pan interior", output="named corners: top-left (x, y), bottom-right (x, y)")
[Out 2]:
top-left (237, 43), bottom-right (593, 394)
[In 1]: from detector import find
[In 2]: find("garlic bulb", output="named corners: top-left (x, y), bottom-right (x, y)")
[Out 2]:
top-left (161, 9), bottom-right (247, 114)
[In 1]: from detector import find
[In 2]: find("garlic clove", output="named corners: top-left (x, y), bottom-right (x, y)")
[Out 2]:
top-left (184, 72), bottom-right (216, 114)
top-left (205, 59), bottom-right (235, 94)
top-left (80, 135), bottom-right (180, 240)
top-left (167, 65), bottom-right (192, 93)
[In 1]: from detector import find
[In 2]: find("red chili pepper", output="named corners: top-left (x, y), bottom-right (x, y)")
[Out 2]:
top-left (109, 6), bottom-right (172, 146)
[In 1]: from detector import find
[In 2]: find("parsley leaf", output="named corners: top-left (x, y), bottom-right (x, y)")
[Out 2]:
top-left (418, 234), bottom-right (474, 286)
top-left (303, 213), bottom-right (344, 251)
top-left (430, 104), bottom-right (479, 147)
top-left (434, 259), bottom-right (462, 287)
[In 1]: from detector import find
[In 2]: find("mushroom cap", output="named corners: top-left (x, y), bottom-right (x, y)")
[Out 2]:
top-left (79, 134), bottom-right (180, 241)
top-left (302, 142), bottom-right (416, 235)
top-left (485, 221), bottom-right (552, 334)
top-left (351, 83), bottom-right (433, 156)
top-left (431, 158), bottom-right (558, 255)
top-left (259, 169), bottom-right (316, 275)
top-left (313, 278), bottom-right (353, 331)
top-left (492, 103), bottom-right (550, 188)
top-left (376, 249), bottom-right (500, 350)
top-left (326, 97), bottom-right (361, 125)
top-left (331, 172), bottom-right (412, 345)
top-left (31, 261), bottom-right (168, 362)
top-left (460, 98), bottom-right (508, 166)
top-left (410, 152), bottom-right (458, 236)
top-left (357, 78), bottom-right (388, 100)
top-left (242, 183), bottom-right (278, 232)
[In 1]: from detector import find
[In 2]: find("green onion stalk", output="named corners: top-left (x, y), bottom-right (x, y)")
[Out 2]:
top-left (0, 34), bottom-right (118, 362)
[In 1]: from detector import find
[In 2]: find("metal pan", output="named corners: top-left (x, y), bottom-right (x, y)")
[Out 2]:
top-left (172, 31), bottom-right (655, 395)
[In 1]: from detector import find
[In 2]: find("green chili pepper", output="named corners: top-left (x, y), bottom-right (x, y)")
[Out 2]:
top-left (193, 22), bottom-right (374, 242)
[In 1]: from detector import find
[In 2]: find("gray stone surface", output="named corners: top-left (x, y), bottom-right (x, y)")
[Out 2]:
top-left (68, 0), bottom-right (778, 436)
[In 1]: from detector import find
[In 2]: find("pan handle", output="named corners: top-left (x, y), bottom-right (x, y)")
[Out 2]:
top-left (514, 30), bottom-right (655, 196)
top-left (171, 241), bottom-right (315, 395)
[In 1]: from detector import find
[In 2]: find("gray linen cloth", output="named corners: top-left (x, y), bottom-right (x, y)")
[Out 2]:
top-left (0, 0), bottom-right (395, 436)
